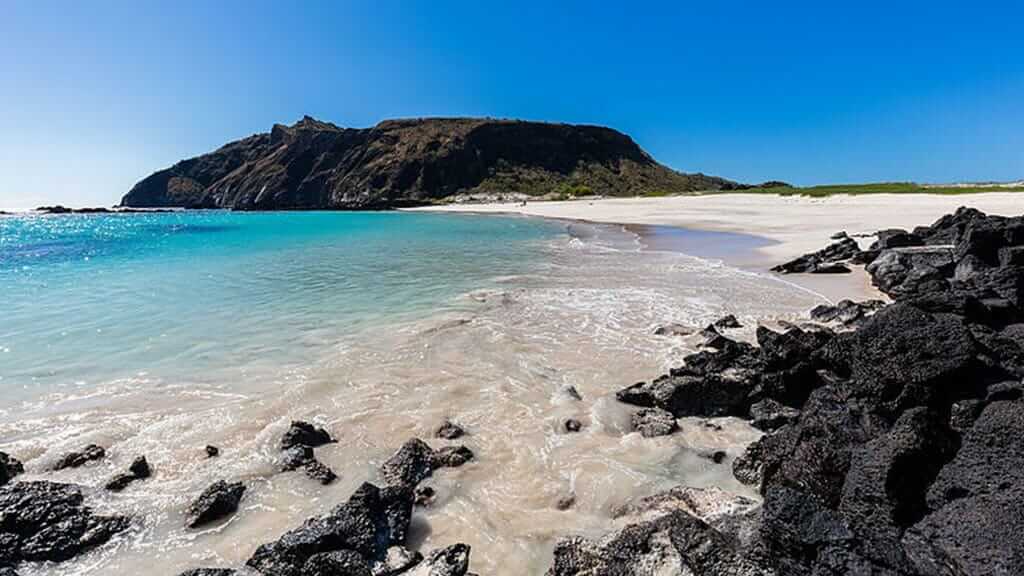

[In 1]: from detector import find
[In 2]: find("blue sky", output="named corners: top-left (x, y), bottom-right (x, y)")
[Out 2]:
top-left (1, 0), bottom-right (1022, 209)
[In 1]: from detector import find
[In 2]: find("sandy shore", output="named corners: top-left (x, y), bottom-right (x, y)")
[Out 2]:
top-left (409, 193), bottom-right (1024, 301)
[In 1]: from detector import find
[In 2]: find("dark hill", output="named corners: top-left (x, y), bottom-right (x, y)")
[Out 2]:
top-left (121, 117), bottom-right (741, 210)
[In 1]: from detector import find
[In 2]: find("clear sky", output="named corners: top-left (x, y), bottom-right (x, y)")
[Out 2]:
top-left (1, 0), bottom-right (1022, 210)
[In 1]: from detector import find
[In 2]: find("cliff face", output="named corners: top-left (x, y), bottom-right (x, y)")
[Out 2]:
top-left (121, 117), bottom-right (740, 210)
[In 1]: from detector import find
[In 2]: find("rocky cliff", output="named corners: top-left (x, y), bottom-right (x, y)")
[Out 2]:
top-left (121, 117), bottom-right (740, 210)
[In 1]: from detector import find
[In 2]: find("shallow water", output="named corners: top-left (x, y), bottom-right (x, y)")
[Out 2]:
top-left (0, 211), bottom-right (826, 575)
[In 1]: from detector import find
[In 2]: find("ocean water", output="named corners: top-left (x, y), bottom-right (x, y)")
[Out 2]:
top-left (0, 211), bottom-right (826, 575)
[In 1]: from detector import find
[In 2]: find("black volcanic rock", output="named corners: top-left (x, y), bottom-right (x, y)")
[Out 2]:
top-left (631, 407), bottom-right (678, 437)
top-left (185, 480), bottom-right (246, 529)
top-left (245, 482), bottom-right (415, 576)
top-left (52, 444), bottom-right (105, 470)
top-left (0, 481), bottom-right (128, 566)
top-left (280, 420), bottom-right (335, 450)
top-left (104, 456), bottom-right (151, 492)
top-left (0, 452), bottom-right (24, 487)
top-left (771, 237), bottom-right (860, 274)
top-left (121, 117), bottom-right (739, 210)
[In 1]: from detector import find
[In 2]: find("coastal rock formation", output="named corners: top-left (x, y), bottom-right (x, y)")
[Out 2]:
top-left (280, 445), bottom-right (337, 485)
top-left (549, 486), bottom-right (768, 576)
top-left (120, 117), bottom-right (741, 210)
top-left (185, 480), bottom-right (246, 528)
top-left (0, 452), bottom-right (23, 486)
top-left (601, 207), bottom-right (1024, 575)
top-left (435, 419), bottom-right (466, 440)
top-left (771, 237), bottom-right (860, 274)
top-left (0, 481), bottom-right (128, 567)
top-left (380, 438), bottom-right (474, 490)
top-left (104, 456), bottom-right (152, 492)
top-left (52, 444), bottom-right (105, 470)
top-left (280, 420), bottom-right (335, 450)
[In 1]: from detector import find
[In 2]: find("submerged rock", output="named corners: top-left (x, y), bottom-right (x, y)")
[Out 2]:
top-left (185, 480), bottom-right (246, 529)
top-left (435, 419), bottom-right (466, 440)
top-left (563, 418), bottom-right (583, 433)
top-left (52, 444), bottom-right (105, 470)
top-left (281, 420), bottom-right (335, 450)
top-left (205, 445), bottom-right (220, 458)
top-left (0, 452), bottom-right (24, 487)
top-left (0, 481), bottom-right (128, 566)
top-left (176, 570), bottom-right (237, 576)
top-left (105, 456), bottom-right (152, 492)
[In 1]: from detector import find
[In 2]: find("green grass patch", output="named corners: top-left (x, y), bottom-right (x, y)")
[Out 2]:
top-left (724, 182), bottom-right (1024, 197)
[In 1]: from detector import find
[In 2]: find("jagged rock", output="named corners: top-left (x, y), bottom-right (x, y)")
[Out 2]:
top-left (869, 229), bottom-right (924, 250)
top-left (205, 445), bottom-right (220, 458)
top-left (0, 481), bottom-right (128, 565)
top-left (380, 439), bottom-right (473, 490)
top-left (809, 263), bottom-right (851, 274)
top-left (748, 399), bottom-right (799, 432)
top-left (926, 400), bottom-right (1024, 511)
top-left (432, 446), bottom-right (474, 468)
top-left (106, 456), bottom-right (152, 492)
top-left (280, 446), bottom-right (336, 484)
top-left (772, 237), bottom-right (860, 274)
top-left (406, 544), bottom-right (471, 576)
top-left (176, 570), bottom-right (236, 576)
top-left (303, 549), bottom-right (371, 576)
top-left (435, 420), bottom-right (466, 440)
top-left (547, 509), bottom-right (770, 576)
top-left (714, 314), bottom-right (742, 329)
top-left (631, 407), bottom-right (678, 437)
top-left (304, 460), bottom-right (338, 485)
top-left (121, 118), bottom-right (740, 210)
top-left (819, 303), bottom-right (991, 415)
top-left (835, 408), bottom-right (958, 571)
top-left (52, 444), bottom-right (105, 470)
top-left (563, 418), bottom-right (582, 433)
top-left (809, 299), bottom-right (885, 326)
top-left (618, 334), bottom-right (762, 418)
top-left (904, 488), bottom-right (1024, 576)
top-left (281, 421), bottom-right (335, 450)
top-left (246, 483), bottom-right (414, 576)
top-left (733, 440), bottom-right (767, 489)
top-left (185, 480), bottom-right (246, 528)
top-left (0, 452), bottom-right (24, 487)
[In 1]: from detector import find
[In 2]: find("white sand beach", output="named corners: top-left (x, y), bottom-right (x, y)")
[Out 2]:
top-left (410, 193), bottom-right (1024, 301)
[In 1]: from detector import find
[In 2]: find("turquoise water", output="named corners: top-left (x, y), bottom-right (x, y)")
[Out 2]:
top-left (0, 211), bottom-right (563, 407)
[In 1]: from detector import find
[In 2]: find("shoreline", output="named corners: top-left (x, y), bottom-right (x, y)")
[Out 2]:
top-left (407, 192), bottom-right (1024, 302)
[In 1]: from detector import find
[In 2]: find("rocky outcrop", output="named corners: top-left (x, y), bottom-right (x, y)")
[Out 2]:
top-left (243, 482), bottom-right (469, 576)
top-left (0, 481), bottom-right (128, 567)
top-left (602, 207), bottom-right (1024, 575)
top-left (104, 456), bottom-right (152, 492)
top-left (549, 486), bottom-right (768, 576)
top-left (380, 438), bottom-right (474, 490)
top-left (772, 237), bottom-right (860, 274)
top-left (185, 480), bottom-right (246, 528)
top-left (121, 117), bottom-right (741, 210)
top-left (280, 420), bottom-right (335, 450)
top-left (52, 444), bottom-right (105, 470)
top-left (0, 453), bottom-right (23, 487)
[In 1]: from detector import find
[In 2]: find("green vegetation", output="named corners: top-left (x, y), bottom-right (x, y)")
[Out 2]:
top-left (726, 182), bottom-right (1024, 197)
